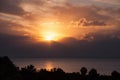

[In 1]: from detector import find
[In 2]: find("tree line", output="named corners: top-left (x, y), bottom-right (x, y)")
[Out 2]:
top-left (0, 56), bottom-right (120, 80)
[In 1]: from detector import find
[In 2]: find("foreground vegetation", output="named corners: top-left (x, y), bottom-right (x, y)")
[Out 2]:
top-left (0, 56), bottom-right (120, 80)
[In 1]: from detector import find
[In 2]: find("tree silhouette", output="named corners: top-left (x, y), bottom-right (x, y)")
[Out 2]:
top-left (0, 56), bottom-right (21, 80)
top-left (111, 71), bottom-right (120, 80)
top-left (88, 68), bottom-right (99, 80)
top-left (88, 68), bottom-right (98, 76)
top-left (51, 68), bottom-right (65, 73)
top-left (80, 67), bottom-right (87, 76)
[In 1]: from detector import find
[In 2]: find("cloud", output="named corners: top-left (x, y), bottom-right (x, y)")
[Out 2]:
top-left (0, 0), bottom-right (120, 58)
top-left (0, 19), bottom-right (34, 36)
top-left (0, 33), bottom-right (120, 58)
top-left (0, 0), bottom-right (25, 15)
top-left (94, 0), bottom-right (120, 5)
top-left (46, 4), bottom-right (120, 40)
top-left (0, 20), bottom-right (14, 34)
top-left (76, 18), bottom-right (106, 26)
top-left (0, 0), bottom-right (120, 41)
top-left (51, 5), bottom-right (109, 22)
top-left (51, 4), bottom-right (120, 28)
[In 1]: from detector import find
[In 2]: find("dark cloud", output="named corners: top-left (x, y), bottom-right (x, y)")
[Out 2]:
top-left (0, 20), bottom-right (12, 33)
top-left (84, 21), bottom-right (106, 26)
top-left (77, 18), bottom-right (106, 26)
top-left (0, 19), bottom-right (27, 35)
top-left (0, 33), bottom-right (120, 58)
top-left (0, 0), bottom-right (24, 15)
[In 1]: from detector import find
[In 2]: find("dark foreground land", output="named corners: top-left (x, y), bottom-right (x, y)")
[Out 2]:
top-left (0, 56), bottom-right (120, 80)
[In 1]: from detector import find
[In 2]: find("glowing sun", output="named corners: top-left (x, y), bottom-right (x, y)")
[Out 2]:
top-left (45, 35), bottom-right (54, 41)
top-left (44, 32), bottom-right (58, 41)
top-left (38, 20), bottom-right (65, 42)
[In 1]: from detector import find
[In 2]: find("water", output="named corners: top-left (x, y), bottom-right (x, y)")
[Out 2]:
top-left (11, 58), bottom-right (120, 75)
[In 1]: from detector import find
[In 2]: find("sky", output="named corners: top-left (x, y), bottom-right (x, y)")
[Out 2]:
top-left (0, 0), bottom-right (120, 58)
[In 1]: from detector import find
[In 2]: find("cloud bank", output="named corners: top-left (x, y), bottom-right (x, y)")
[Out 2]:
top-left (0, 0), bottom-right (120, 58)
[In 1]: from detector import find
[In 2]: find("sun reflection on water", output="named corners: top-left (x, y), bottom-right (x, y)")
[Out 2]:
top-left (45, 62), bottom-right (54, 71)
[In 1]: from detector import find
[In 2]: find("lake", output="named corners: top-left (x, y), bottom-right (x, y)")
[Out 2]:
top-left (11, 58), bottom-right (120, 75)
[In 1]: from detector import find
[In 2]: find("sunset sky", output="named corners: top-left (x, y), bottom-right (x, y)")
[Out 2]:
top-left (0, 0), bottom-right (120, 58)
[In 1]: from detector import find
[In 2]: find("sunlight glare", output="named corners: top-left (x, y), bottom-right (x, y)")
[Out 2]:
top-left (45, 34), bottom-right (55, 41)
top-left (44, 32), bottom-right (58, 41)
top-left (37, 20), bottom-right (66, 42)
top-left (45, 62), bottom-right (53, 71)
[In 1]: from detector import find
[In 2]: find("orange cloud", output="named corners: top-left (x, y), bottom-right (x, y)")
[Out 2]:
top-left (0, 0), bottom-right (120, 41)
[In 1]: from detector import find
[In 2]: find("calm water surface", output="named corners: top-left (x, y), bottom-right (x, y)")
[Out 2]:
top-left (11, 58), bottom-right (120, 75)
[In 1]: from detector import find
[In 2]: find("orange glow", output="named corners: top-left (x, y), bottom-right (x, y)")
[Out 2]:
top-left (45, 32), bottom-right (56, 41)
top-left (45, 62), bottom-right (53, 71)
top-left (46, 35), bottom-right (53, 41)
top-left (37, 20), bottom-right (66, 42)
top-left (34, 20), bottom-right (92, 42)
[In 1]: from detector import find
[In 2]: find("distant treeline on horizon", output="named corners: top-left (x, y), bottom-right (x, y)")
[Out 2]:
top-left (0, 56), bottom-right (120, 80)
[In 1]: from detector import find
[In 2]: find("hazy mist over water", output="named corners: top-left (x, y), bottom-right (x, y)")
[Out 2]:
top-left (12, 58), bottom-right (120, 75)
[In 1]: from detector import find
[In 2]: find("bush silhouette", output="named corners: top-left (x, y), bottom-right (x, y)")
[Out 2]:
top-left (80, 67), bottom-right (87, 76)
top-left (20, 65), bottom-right (37, 80)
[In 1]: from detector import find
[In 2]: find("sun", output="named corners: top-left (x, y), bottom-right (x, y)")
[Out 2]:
top-left (44, 32), bottom-right (57, 41)
top-left (45, 35), bottom-right (54, 41)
